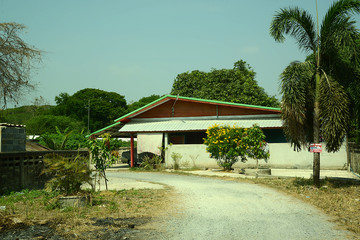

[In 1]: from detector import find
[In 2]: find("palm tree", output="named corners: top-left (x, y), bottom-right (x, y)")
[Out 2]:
top-left (270, 0), bottom-right (360, 185)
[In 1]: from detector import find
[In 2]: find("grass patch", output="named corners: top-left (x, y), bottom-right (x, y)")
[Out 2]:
top-left (244, 177), bottom-right (360, 235)
top-left (0, 188), bottom-right (172, 239)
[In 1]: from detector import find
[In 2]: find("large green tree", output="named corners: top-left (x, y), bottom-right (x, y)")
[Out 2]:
top-left (53, 88), bottom-right (127, 132)
top-left (170, 60), bottom-right (279, 107)
top-left (26, 115), bottom-right (85, 135)
top-left (0, 23), bottom-right (41, 108)
top-left (270, 0), bottom-right (360, 185)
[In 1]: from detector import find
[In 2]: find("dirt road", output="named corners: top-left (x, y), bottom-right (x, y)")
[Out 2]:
top-left (106, 171), bottom-right (352, 240)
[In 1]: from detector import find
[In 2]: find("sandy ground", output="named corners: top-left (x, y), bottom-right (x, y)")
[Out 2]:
top-left (101, 165), bottom-right (359, 191)
top-left (104, 171), bottom-right (357, 239)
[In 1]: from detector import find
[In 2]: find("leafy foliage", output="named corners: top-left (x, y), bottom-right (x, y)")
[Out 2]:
top-left (42, 154), bottom-right (93, 195)
top-left (171, 152), bottom-right (182, 170)
top-left (26, 115), bottom-right (85, 135)
top-left (87, 133), bottom-right (118, 190)
top-left (127, 94), bottom-right (162, 113)
top-left (0, 23), bottom-right (42, 108)
top-left (271, 0), bottom-right (359, 152)
top-left (170, 60), bottom-right (279, 108)
top-left (39, 127), bottom-right (73, 150)
top-left (204, 124), bottom-right (269, 170)
top-left (140, 154), bottom-right (163, 170)
top-left (270, 0), bottom-right (360, 185)
top-left (53, 88), bottom-right (128, 132)
top-left (0, 104), bottom-right (52, 125)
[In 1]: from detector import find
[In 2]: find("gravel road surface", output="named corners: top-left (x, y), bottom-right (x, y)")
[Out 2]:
top-left (106, 171), bottom-right (353, 240)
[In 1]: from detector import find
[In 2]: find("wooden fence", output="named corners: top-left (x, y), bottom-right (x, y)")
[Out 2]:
top-left (0, 150), bottom-right (89, 194)
top-left (348, 143), bottom-right (360, 174)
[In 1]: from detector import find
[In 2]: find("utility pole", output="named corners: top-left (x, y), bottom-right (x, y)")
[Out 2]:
top-left (87, 100), bottom-right (90, 134)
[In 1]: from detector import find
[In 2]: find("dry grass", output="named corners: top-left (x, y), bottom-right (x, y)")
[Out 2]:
top-left (0, 187), bottom-right (173, 239)
top-left (243, 177), bottom-right (360, 235)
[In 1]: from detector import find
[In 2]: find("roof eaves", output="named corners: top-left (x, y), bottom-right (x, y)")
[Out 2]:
top-left (165, 95), bottom-right (281, 111)
top-left (86, 121), bottom-right (123, 138)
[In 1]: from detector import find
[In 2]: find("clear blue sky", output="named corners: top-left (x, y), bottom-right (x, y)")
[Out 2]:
top-left (1, 0), bottom-right (358, 106)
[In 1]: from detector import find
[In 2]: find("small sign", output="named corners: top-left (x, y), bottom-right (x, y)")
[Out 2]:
top-left (309, 143), bottom-right (322, 153)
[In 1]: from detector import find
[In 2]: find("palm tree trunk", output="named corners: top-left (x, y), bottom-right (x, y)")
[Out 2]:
top-left (313, 72), bottom-right (321, 187)
top-left (314, 2), bottom-right (321, 187)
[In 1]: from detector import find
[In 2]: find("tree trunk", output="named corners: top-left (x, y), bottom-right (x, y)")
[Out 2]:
top-left (103, 170), bottom-right (108, 191)
top-left (357, 114), bottom-right (360, 144)
top-left (313, 72), bottom-right (321, 187)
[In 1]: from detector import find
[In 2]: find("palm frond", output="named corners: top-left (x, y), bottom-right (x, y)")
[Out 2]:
top-left (322, 0), bottom-right (360, 32)
top-left (319, 74), bottom-right (350, 152)
top-left (270, 7), bottom-right (317, 53)
top-left (280, 61), bottom-right (315, 150)
top-left (321, 0), bottom-right (360, 62)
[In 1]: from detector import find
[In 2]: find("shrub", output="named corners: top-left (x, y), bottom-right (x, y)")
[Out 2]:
top-left (42, 154), bottom-right (93, 195)
top-left (204, 124), bottom-right (269, 170)
top-left (140, 154), bottom-right (163, 170)
top-left (87, 133), bottom-right (117, 190)
top-left (171, 152), bottom-right (182, 170)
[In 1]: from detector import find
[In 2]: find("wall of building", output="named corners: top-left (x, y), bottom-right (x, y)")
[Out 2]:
top-left (136, 99), bottom-right (280, 119)
top-left (0, 150), bottom-right (89, 194)
top-left (165, 143), bottom-right (347, 170)
top-left (0, 126), bottom-right (26, 152)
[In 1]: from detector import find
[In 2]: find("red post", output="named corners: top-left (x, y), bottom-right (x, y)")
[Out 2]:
top-left (130, 134), bottom-right (134, 168)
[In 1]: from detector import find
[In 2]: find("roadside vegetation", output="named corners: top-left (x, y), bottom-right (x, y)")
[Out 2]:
top-left (0, 188), bottom-right (171, 239)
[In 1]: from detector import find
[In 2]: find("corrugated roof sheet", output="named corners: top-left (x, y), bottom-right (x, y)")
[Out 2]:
top-left (119, 119), bottom-right (283, 133)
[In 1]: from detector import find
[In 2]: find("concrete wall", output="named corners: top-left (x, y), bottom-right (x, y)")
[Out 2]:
top-left (0, 150), bottom-right (89, 194)
top-left (165, 143), bottom-right (347, 170)
top-left (0, 126), bottom-right (26, 152)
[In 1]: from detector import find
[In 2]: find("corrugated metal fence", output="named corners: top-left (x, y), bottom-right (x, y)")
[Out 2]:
top-left (0, 150), bottom-right (89, 194)
top-left (348, 143), bottom-right (360, 174)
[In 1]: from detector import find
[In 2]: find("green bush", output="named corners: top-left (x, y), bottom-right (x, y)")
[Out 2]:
top-left (140, 154), bottom-right (163, 170)
top-left (26, 114), bottom-right (85, 135)
top-left (42, 154), bottom-right (93, 195)
top-left (87, 133), bottom-right (117, 191)
top-left (204, 124), bottom-right (269, 170)
top-left (39, 127), bottom-right (89, 150)
top-left (171, 152), bottom-right (182, 170)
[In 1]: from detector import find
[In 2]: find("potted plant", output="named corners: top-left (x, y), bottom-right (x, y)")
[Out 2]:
top-left (42, 153), bottom-right (93, 208)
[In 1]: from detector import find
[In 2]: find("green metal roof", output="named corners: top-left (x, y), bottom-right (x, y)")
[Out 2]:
top-left (86, 121), bottom-right (123, 138)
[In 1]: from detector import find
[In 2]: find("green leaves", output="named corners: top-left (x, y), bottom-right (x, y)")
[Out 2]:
top-left (320, 76), bottom-right (349, 152)
top-left (53, 88), bottom-right (128, 132)
top-left (170, 61), bottom-right (279, 108)
top-left (280, 61), bottom-right (315, 150)
top-left (87, 133), bottom-right (117, 190)
top-left (204, 124), bottom-right (269, 170)
top-left (270, 7), bottom-right (316, 53)
top-left (271, 0), bottom-right (359, 154)
top-left (42, 154), bottom-right (93, 195)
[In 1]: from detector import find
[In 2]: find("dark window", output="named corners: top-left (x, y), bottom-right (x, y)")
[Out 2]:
top-left (170, 135), bottom-right (185, 144)
top-left (169, 132), bottom-right (206, 144)
top-left (262, 129), bottom-right (287, 143)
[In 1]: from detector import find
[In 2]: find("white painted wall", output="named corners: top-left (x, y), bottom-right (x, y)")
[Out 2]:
top-left (165, 143), bottom-right (347, 170)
